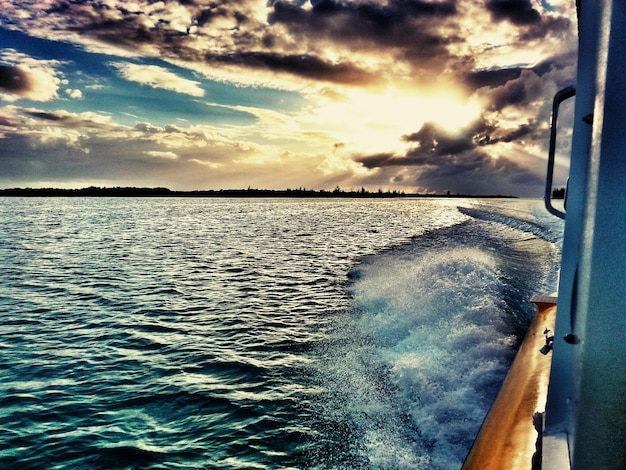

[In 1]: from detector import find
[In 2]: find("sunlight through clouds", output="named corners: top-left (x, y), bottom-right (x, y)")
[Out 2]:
top-left (304, 88), bottom-right (482, 154)
top-left (0, 0), bottom-right (578, 195)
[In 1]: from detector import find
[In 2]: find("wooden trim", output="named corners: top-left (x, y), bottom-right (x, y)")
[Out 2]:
top-left (462, 301), bottom-right (557, 469)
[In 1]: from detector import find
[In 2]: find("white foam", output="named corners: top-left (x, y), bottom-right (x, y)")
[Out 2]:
top-left (310, 200), bottom-right (561, 468)
top-left (320, 234), bottom-right (557, 467)
top-left (350, 245), bottom-right (516, 468)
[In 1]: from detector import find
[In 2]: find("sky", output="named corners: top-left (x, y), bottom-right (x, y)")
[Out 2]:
top-left (0, 0), bottom-right (578, 196)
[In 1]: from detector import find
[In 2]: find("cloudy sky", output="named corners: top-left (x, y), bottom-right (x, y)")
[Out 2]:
top-left (0, 0), bottom-right (577, 195)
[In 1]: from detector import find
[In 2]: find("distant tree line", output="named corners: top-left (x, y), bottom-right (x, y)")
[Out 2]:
top-left (0, 186), bottom-right (173, 197)
top-left (0, 186), bottom-right (517, 198)
top-left (552, 187), bottom-right (566, 199)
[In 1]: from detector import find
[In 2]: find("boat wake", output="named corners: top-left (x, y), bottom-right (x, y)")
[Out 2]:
top-left (308, 202), bottom-right (561, 469)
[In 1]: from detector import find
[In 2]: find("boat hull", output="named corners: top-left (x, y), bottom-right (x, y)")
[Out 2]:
top-left (462, 298), bottom-right (556, 470)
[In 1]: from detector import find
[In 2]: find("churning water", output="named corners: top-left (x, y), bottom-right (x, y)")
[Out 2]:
top-left (0, 197), bottom-right (562, 469)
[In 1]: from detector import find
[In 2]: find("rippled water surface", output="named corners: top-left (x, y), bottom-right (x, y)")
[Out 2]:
top-left (0, 197), bottom-right (562, 469)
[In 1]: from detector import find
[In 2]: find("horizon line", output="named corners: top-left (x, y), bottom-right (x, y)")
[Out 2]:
top-left (0, 186), bottom-right (519, 199)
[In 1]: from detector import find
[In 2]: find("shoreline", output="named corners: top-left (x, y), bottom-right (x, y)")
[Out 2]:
top-left (0, 187), bottom-right (517, 199)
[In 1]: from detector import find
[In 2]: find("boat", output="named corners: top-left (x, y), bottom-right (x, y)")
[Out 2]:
top-left (463, 2), bottom-right (626, 468)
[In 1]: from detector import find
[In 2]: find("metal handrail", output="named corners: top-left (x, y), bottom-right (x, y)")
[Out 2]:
top-left (545, 86), bottom-right (576, 219)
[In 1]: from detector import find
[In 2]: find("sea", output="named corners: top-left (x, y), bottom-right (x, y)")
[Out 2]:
top-left (0, 197), bottom-right (563, 469)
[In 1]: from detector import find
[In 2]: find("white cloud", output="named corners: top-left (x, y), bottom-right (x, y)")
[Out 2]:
top-left (145, 150), bottom-right (179, 160)
top-left (0, 50), bottom-right (63, 102)
top-left (111, 62), bottom-right (204, 97)
top-left (189, 158), bottom-right (223, 169)
top-left (65, 88), bottom-right (83, 99)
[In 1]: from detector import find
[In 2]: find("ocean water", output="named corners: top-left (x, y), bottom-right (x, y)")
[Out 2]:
top-left (0, 197), bottom-right (562, 469)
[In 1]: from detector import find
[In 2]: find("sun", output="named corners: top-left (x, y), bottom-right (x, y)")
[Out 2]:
top-left (422, 94), bottom-right (482, 132)
top-left (306, 87), bottom-right (482, 154)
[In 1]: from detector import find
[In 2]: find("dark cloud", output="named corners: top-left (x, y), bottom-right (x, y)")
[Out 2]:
top-left (29, 1), bottom-right (384, 86)
top-left (271, 0), bottom-right (457, 33)
top-left (19, 108), bottom-right (113, 130)
top-left (22, 110), bottom-right (64, 121)
top-left (355, 152), bottom-right (397, 169)
top-left (204, 51), bottom-right (375, 85)
top-left (495, 123), bottom-right (534, 143)
top-left (355, 115), bottom-right (542, 171)
top-left (0, 127), bottom-right (91, 181)
top-left (403, 121), bottom-right (481, 157)
top-left (42, 1), bottom-right (190, 52)
top-left (0, 115), bottom-right (13, 127)
top-left (20, 1), bottom-right (458, 85)
top-left (465, 67), bottom-right (523, 91)
top-left (520, 15), bottom-right (573, 41)
top-left (353, 113), bottom-right (544, 193)
top-left (484, 69), bottom-right (549, 112)
top-left (468, 48), bottom-right (575, 92)
top-left (486, 0), bottom-right (541, 25)
top-left (414, 151), bottom-right (544, 195)
top-left (0, 65), bottom-right (32, 94)
top-left (489, 76), bottom-right (531, 109)
top-left (1, 0), bottom-right (574, 92)
top-left (269, 0), bottom-right (458, 69)
top-left (356, 145), bottom-right (543, 196)
top-left (0, 115), bottom-right (173, 183)
top-left (134, 122), bottom-right (161, 133)
top-left (193, 5), bottom-right (249, 28)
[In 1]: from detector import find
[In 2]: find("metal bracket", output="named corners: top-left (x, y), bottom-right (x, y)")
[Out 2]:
top-left (545, 86), bottom-right (576, 219)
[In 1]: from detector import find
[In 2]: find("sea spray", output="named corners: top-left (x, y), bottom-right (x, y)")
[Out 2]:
top-left (311, 210), bottom-right (560, 469)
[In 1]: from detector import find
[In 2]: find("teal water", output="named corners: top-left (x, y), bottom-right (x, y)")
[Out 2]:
top-left (0, 198), bottom-right (561, 469)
